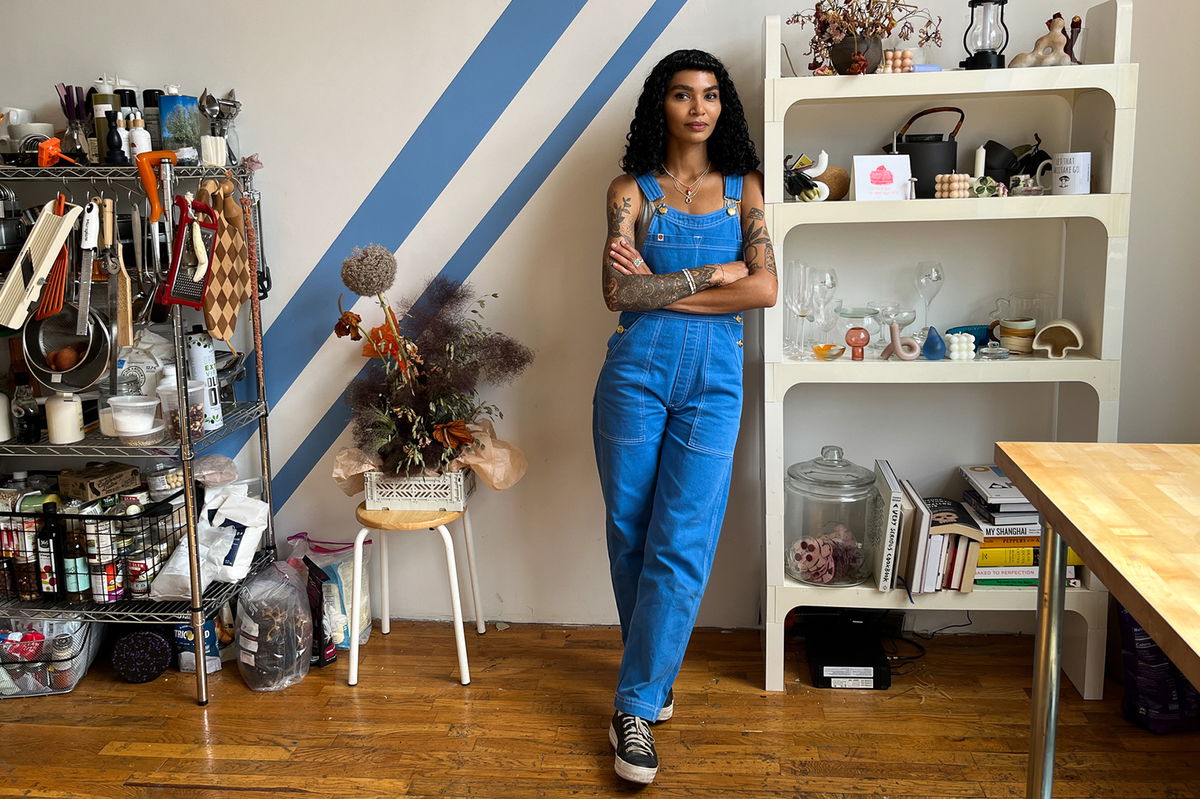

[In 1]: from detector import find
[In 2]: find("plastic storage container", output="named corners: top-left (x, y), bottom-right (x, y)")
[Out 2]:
top-left (157, 379), bottom-right (205, 440)
top-left (107, 396), bottom-right (159, 435)
top-left (784, 444), bottom-right (876, 586)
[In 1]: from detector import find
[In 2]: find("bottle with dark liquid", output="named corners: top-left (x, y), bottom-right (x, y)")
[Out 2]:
top-left (36, 503), bottom-right (66, 600)
top-left (11, 375), bottom-right (41, 445)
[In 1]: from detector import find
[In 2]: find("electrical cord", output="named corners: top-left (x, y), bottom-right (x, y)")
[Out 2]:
top-left (913, 610), bottom-right (975, 641)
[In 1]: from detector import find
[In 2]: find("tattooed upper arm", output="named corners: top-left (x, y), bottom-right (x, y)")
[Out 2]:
top-left (741, 173), bottom-right (776, 278)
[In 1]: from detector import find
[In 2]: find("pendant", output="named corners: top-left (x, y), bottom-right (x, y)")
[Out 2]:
top-left (684, 190), bottom-right (694, 204)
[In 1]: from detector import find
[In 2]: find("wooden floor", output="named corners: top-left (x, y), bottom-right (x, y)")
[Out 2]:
top-left (1, 622), bottom-right (1199, 798)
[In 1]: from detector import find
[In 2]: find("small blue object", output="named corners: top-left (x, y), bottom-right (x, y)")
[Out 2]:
top-left (922, 327), bottom-right (947, 360)
top-left (911, 64), bottom-right (942, 72)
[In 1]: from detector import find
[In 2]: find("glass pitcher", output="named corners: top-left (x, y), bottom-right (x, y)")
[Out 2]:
top-left (784, 445), bottom-right (876, 586)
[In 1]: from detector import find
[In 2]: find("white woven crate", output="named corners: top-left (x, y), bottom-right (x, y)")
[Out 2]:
top-left (364, 470), bottom-right (474, 511)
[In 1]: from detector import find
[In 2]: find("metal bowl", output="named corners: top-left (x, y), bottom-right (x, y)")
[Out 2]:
top-left (23, 304), bottom-right (113, 392)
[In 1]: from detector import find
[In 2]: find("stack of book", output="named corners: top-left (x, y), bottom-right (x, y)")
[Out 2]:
top-left (958, 464), bottom-right (1082, 587)
top-left (864, 461), bottom-right (1083, 595)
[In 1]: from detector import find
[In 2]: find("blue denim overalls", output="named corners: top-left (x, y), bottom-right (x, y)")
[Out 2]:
top-left (593, 172), bottom-right (745, 720)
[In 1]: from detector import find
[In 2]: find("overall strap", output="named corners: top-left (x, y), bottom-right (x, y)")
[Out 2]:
top-left (634, 173), bottom-right (666, 202)
top-left (722, 173), bottom-right (744, 217)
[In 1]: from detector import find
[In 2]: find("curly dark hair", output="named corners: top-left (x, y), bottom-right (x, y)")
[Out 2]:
top-left (620, 49), bottom-right (759, 177)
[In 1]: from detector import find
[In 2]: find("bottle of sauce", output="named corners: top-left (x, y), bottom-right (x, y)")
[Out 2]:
top-left (11, 375), bottom-right (41, 444)
top-left (37, 502), bottom-right (66, 599)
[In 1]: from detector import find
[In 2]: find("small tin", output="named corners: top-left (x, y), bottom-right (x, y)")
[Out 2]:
top-left (89, 559), bottom-right (124, 603)
top-left (126, 549), bottom-right (155, 598)
top-left (84, 517), bottom-right (117, 564)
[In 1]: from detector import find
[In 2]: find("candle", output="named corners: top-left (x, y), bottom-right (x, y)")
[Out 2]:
top-left (974, 145), bottom-right (986, 179)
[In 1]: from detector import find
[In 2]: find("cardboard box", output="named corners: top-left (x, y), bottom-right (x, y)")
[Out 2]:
top-left (58, 462), bottom-right (141, 502)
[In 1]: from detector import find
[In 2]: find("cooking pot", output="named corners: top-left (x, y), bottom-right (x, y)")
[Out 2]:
top-left (883, 107), bottom-right (965, 199)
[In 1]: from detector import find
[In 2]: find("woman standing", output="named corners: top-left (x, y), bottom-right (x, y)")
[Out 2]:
top-left (593, 49), bottom-right (777, 784)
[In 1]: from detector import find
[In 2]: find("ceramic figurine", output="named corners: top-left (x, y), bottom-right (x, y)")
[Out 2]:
top-left (845, 327), bottom-right (870, 361)
top-left (934, 173), bottom-right (971, 199)
top-left (970, 175), bottom-right (1003, 197)
top-left (947, 332), bottom-right (976, 361)
top-left (921, 326), bottom-right (946, 360)
top-left (880, 321), bottom-right (920, 361)
top-left (1032, 318), bottom-right (1084, 359)
top-left (1010, 15), bottom-right (1073, 68)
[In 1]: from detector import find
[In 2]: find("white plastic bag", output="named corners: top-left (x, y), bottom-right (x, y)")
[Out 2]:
top-left (287, 533), bottom-right (372, 649)
top-left (203, 493), bottom-right (269, 582)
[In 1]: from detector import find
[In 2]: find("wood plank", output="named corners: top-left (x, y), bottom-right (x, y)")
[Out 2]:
top-left (0, 622), bottom-right (1196, 798)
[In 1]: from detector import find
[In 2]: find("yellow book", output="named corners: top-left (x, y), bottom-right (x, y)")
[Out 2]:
top-left (976, 547), bottom-right (1083, 567)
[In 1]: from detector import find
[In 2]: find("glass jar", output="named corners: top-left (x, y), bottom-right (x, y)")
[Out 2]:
top-left (784, 444), bottom-right (876, 586)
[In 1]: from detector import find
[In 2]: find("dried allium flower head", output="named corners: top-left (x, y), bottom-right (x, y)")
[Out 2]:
top-left (341, 244), bottom-right (397, 297)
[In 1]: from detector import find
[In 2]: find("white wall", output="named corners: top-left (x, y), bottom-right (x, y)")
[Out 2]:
top-left (1, 1), bottom-right (1192, 632)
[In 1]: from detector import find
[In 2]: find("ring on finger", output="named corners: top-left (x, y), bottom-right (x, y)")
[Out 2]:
top-left (632, 257), bottom-right (644, 267)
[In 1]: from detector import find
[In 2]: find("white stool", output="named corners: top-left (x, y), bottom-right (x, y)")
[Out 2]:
top-left (348, 504), bottom-right (485, 686)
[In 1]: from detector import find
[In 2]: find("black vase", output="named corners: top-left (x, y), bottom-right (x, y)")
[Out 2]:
top-left (829, 36), bottom-right (883, 75)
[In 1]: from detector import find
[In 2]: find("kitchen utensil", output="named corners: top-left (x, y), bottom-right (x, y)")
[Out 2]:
top-left (135, 150), bottom-right (179, 278)
top-left (75, 200), bottom-right (99, 335)
top-left (22, 302), bottom-right (112, 393)
top-left (198, 89), bottom-right (221, 136)
top-left (36, 137), bottom-right (78, 167)
top-left (199, 177), bottom-right (251, 344)
top-left (116, 227), bottom-right (133, 347)
top-left (156, 195), bottom-right (216, 309)
top-left (34, 195), bottom-right (71, 320)
top-left (0, 199), bottom-right (83, 329)
top-left (882, 107), bottom-right (965, 199)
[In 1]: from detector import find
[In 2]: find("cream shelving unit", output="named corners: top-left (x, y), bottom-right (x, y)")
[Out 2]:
top-left (760, 1), bottom-right (1135, 701)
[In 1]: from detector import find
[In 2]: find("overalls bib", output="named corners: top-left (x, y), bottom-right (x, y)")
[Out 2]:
top-left (592, 172), bottom-right (745, 719)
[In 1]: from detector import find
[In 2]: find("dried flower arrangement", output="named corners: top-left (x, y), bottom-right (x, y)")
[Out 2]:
top-left (786, 0), bottom-right (943, 74)
top-left (333, 245), bottom-right (533, 476)
top-left (786, 522), bottom-right (866, 584)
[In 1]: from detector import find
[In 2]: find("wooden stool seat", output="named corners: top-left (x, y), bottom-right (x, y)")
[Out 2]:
top-left (355, 503), bottom-right (463, 531)
top-left (348, 503), bottom-right (485, 688)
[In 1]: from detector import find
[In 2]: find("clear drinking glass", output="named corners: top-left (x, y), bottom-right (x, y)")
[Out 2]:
top-left (784, 261), bottom-right (813, 359)
top-left (866, 299), bottom-right (899, 355)
top-left (915, 261), bottom-right (945, 341)
top-left (808, 268), bottom-right (839, 350)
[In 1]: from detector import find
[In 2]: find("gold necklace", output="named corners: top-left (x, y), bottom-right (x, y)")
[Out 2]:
top-left (661, 162), bottom-right (711, 204)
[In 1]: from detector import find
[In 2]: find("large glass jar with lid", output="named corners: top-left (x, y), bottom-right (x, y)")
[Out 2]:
top-left (784, 444), bottom-right (876, 586)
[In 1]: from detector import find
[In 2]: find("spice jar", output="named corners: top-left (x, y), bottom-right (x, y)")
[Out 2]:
top-left (784, 444), bottom-right (877, 586)
top-left (146, 461), bottom-right (185, 501)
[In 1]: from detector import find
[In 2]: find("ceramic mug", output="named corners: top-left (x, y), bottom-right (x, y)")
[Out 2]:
top-left (1037, 152), bottom-right (1091, 195)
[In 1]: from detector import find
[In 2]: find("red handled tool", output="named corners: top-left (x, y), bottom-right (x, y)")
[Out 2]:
top-left (155, 196), bottom-right (217, 308)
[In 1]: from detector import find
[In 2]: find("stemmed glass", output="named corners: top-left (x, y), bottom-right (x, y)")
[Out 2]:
top-left (808, 267), bottom-right (839, 349)
top-left (784, 261), bottom-right (812, 359)
top-left (867, 299), bottom-right (899, 356)
top-left (915, 261), bottom-right (945, 341)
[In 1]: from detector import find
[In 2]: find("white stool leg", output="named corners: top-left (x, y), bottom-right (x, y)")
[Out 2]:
top-left (435, 524), bottom-right (470, 685)
top-left (378, 529), bottom-right (390, 635)
top-left (461, 509), bottom-right (486, 635)
top-left (348, 526), bottom-right (370, 687)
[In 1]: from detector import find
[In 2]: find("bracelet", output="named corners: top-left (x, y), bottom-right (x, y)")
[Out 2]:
top-left (683, 268), bottom-right (697, 295)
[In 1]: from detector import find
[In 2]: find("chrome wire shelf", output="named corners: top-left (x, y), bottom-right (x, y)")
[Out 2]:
top-left (0, 401), bottom-right (265, 457)
top-left (0, 164), bottom-right (250, 182)
top-left (0, 552), bottom-right (272, 623)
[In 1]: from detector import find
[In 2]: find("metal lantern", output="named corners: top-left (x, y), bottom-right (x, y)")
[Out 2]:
top-left (961, 0), bottom-right (1009, 70)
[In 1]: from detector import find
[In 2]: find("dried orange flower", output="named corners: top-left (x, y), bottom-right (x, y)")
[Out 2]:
top-left (335, 310), bottom-right (363, 340)
top-left (432, 420), bottom-right (474, 449)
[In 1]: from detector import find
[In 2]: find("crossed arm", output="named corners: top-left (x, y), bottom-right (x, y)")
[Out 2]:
top-left (601, 172), bottom-right (777, 314)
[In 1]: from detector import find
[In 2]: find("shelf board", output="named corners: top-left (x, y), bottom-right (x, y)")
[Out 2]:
top-left (767, 355), bottom-right (1118, 401)
top-left (0, 401), bottom-right (266, 458)
top-left (767, 193), bottom-right (1129, 237)
top-left (0, 164), bottom-right (251, 182)
top-left (0, 552), bottom-right (273, 623)
top-left (770, 575), bottom-right (1107, 617)
top-left (767, 63), bottom-right (1138, 113)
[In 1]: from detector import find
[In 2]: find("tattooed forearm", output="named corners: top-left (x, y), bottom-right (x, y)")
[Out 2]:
top-left (608, 196), bottom-right (632, 242)
top-left (742, 206), bottom-right (777, 276)
top-left (603, 265), bottom-right (719, 311)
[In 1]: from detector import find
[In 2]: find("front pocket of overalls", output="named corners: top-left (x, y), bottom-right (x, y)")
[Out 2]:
top-left (687, 325), bottom-right (744, 457)
top-left (596, 316), bottom-right (658, 444)
top-left (604, 314), bottom-right (646, 360)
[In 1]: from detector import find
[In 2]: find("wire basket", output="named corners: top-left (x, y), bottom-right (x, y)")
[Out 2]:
top-left (364, 470), bottom-right (475, 512)
top-left (0, 492), bottom-right (186, 605)
top-left (0, 620), bottom-right (103, 697)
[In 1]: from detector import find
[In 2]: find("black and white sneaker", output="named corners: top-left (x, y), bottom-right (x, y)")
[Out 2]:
top-left (656, 688), bottom-right (674, 723)
top-left (609, 711), bottom-right (658, 784)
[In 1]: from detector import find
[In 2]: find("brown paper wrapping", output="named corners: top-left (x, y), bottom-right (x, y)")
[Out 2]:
top-left (331, 447), bottom-right (381, 497)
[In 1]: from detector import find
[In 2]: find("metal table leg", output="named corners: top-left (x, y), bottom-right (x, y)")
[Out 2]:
top-left (1027, 523), bottom-right (1068, 798)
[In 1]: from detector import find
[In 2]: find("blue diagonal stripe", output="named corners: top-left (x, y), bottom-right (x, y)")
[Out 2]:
top-left (270, 0), bottom-right (687, 507)
top-left (262, 0), bottom-right (586, 405)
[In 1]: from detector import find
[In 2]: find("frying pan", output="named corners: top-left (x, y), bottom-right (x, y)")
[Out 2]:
top-left (23, 302), bottom-right (113, 393)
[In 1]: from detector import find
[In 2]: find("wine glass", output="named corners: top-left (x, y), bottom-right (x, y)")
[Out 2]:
top-left (915, 261), bottom-right (945, 340)
top-left (808, 268), bottom-right (839, 350)
top-left (867, 299), bottom-right (899, 355)
top-left (784, 261), bottom-right (812, 359)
